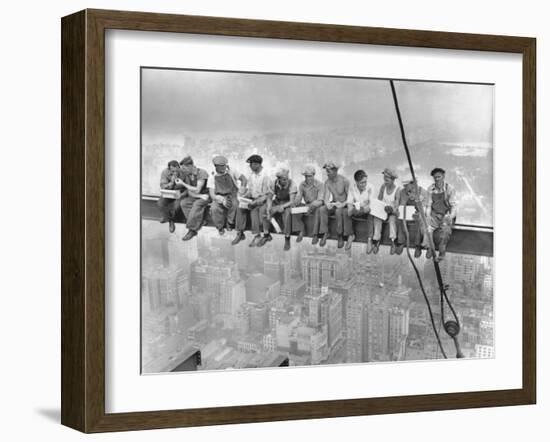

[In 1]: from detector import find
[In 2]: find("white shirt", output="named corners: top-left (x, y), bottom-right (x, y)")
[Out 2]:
top-left (246, 168), bottom-right (272, 199)
top-left (347, 181), bottom-right (375, 209)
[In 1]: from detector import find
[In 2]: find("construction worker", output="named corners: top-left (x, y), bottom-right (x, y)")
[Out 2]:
top-left (267, 167), bottom-right (298, 251)
top-left (373, 168), bottom-right (401, 254)
top-left (208, 155), bottom-right (247, 235)
top-left (157, 160), bottom-right (187, 233)
top-left (426, 167), bottom-right (457, 261)
top-left (346, 169), bottom-right (375, 252)
top-left (232, 154), bottom-right (272, 247)
top-left (293, 165), bottom-right (324, 244)
top-left (317, 161), bottom-right (350, 248)
top-left (396, 180), bottom-right (428, 257)
top-left (178, 156), bottom-right (210, 241)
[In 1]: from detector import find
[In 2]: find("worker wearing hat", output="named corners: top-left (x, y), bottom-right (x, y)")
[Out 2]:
top-left (317, 161), bottom-right (351, 248)
top-left (157, 160), bottom-right (188, 233)
top-left (293, 164), bottom-right (324, 243)
top-left (232, 154), bottom-right (273, 247)
top-left (372, 168), bottom-right (401, 254)
top-left (177, 155), bottom-right (210, 241)
top-left (425, 167), bottom-right (457, 261)
top-left (267, 167), bottom-right (298, 251)
top-left (208, 155), bottom-right (247, 235)
top-left (396, 179), bottom-right (429, 257)
top-left (345, 169), bottom-right (375, 252)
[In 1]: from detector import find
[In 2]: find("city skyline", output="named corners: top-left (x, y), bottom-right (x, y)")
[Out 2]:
top-left (141, 220), bottom-right (494, 373)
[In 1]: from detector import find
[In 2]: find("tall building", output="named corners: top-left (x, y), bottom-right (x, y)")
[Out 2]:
top-left (219, 279), bottom-right (246, 316)
top-left (328, 292), bottom-right (343, 349)
top-left (388, 306), bottom-right (410, 361)
top-left (301, 251), bottom-right (351, 290)
top-left (365, 290), bottom-right (391, 362)
top-left (263, 246), bottom-right (281, 281)
top-left (249, 303), bottom-right (269, 332)
top-left (475, 344), bottom-right (495, 358)
top-left (144, 266), bottom-right (189, 312)
top-left (345, 283), bottom-right (367, 363)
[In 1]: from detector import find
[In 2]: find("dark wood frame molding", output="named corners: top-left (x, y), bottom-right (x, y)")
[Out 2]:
top-left (61, 9), bottom-right (536, 433)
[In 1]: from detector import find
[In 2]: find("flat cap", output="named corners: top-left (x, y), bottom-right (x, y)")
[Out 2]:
top-left (246, 154), bottom-right (263, 164)
top-left (212, 155), bottom-right (228, 166)
top-left (322, 161), bottom-right (339, 170)
top-left (382, 168), bottom-right (398, 179)
top-left (275, 167), bottom-right (290, 178)
top-left (302, 165), bottom-right (316, 176)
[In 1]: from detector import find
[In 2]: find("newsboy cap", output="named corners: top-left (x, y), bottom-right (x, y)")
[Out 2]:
top-left (302, 165), bottom-right (316, 176)
top-left (212, 155), bottom-right (228, 166)
top-left (275, 167), bottom-right (290, 178)
top-left (322, 161), bottom-right (339, 170)
top-left (382, 168), bottom-right (398, 179)
top-left (246, 154), bottom-right (263, 164)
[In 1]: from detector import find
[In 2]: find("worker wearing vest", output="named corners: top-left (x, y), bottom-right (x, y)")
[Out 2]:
top-left (426, 167), bottom-right (457, 261)
top-left (267, 167), bottom-right (298, 251)
top-left (208, 155), bottom-right (247, 235)
top-left (373, 168), bottom-right (401, 254)
top-left (293, 165), bottom-right (324, 244)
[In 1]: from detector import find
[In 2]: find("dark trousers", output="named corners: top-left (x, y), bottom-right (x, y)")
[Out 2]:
top-left (396, 214), bottom-right (427, 247)
top-left (428, 213), bottom-right (454, 249)
top-left (180, 196), bottom-right (209, 231)
top-left (292, 206), bottom-right (321, 235)
top-left (318, 205), bottom-right (352, 236)
top-left (236, 203), bottom-right (269, 235)
top-left (347, 208), bottom-right (374, 238)
top-left (210, 194), bottom-right (238, 230)
top-left (157, 197), bottom-right (180, 220)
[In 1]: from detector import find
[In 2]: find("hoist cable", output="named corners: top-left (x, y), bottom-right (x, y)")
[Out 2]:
top-left (389, 79), bottom-right (463, 358)
top-left (401, 207), bottom-right (447, 358)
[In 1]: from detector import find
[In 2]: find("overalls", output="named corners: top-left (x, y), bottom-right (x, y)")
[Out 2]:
top-left (429, 187), bottom-right (453, 248)
top-left (211, 173), bottom-right (239, 230)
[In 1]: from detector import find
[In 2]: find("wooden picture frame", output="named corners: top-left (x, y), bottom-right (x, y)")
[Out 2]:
top-left (61, 9), bottom-right (536, 433)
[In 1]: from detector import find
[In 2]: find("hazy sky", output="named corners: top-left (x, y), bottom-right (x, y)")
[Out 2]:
top-left (141, 68), bottom-right (493, 143)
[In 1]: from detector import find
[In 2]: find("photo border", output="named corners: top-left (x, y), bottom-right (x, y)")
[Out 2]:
top-left (61, 9), bottom-right (536, 433)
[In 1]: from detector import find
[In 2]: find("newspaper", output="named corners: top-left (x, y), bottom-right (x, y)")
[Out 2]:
top-left (370, 198), bottom-right (388, 220)
top-left (238, 196), bottom-right (253, 209)
top-left (291, 206), bottom-right (309, 214)
top-left (398, 205), bottom-right (416, 221)
top-left (160, 189), bottom-right (181, 199)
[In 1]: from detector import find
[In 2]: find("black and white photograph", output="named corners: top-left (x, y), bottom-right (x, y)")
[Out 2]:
top-left (140, 68), bottom-right (494, 374)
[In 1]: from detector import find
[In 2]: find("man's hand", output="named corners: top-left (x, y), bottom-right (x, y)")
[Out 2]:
top-left (384, 205), bottom-right (393, 214)
top-left (215, 195), bottom-right (226, 204)
top-left (347, 206), bottom-right (354, 217)
top-left (443, 214), bottom-right (453, 225)
top-left (326, 202), bottom-right (335, 210)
